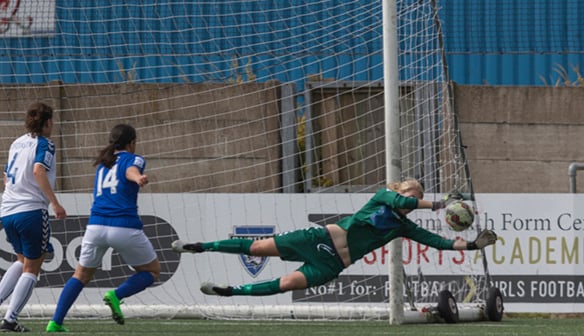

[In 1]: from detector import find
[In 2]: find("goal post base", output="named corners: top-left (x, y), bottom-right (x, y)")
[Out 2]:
top-left (19, 304), bottom-right (392, 320)
top-left (402, 305), bottom-right (486, 324)
top-left (19, 304), bottom-right (489, 322)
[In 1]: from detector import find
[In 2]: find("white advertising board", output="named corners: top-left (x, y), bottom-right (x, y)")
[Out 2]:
top-left (0, 193), bottom-right (582, 314)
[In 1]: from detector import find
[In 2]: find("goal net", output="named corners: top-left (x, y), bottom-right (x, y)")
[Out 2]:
top-left (0, 0), bottom-right (490, 321)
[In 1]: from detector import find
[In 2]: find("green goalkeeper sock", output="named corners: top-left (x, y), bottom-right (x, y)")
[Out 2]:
top-left (202, 239), bottom-right (252, 255)
top-left (232, 279), bottom-right (282, 296)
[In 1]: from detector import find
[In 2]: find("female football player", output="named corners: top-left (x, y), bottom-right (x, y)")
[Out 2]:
top-left (172, 178), bottom-right (497, 297)
top-left (0, 102), bottom-right (67, 332)
top-left (46, 124), bottom-right (160, 332)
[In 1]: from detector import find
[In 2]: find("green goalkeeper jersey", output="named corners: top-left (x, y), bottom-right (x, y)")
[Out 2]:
top-left (336, 188), bottom-right (456, 263)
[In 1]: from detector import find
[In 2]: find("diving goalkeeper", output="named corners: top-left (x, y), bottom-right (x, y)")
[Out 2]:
top-left (172, 178), bottom-right (497, 297)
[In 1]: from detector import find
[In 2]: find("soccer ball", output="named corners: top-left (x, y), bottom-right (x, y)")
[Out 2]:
top-left (445, 200), bottom-right (474, 231)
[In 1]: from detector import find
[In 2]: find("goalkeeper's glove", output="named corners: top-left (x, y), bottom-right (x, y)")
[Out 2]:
top-left (431, 191), bottom-right (464, 211)
top-left (466, 229), bottom-right (498, 250)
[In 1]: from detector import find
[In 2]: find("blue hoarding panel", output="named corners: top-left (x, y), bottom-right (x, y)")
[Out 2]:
top-left (1, 0), bottom-right (583, 86)
top-left (441, 0), bottom-right (584, 85)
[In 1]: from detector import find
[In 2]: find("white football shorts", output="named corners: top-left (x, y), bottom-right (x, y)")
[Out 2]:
top-left (79, 225), bottom-right (157, 268)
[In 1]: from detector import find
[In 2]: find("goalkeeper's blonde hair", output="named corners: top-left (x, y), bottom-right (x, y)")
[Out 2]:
top-left (387, 178), bottom-right (424, 198)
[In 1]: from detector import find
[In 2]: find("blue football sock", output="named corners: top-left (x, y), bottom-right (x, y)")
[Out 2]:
top-left (52, 277), bottom-right (84, 325)
top-left (115, 272), bottom-right (155, 300)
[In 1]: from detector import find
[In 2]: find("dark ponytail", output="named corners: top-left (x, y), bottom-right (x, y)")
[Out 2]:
top-left (94, 124), bottom-right (136, 168)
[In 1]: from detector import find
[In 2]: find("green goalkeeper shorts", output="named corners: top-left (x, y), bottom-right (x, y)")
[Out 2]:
top-left (274, 226), bottom-right (345, 288)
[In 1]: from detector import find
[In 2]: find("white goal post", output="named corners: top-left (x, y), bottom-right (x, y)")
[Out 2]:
top-left (0, 0), bottom-right (495, 322)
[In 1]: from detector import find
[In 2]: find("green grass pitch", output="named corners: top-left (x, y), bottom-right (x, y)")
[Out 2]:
top-left (20, 317), bottom-right (583, 335)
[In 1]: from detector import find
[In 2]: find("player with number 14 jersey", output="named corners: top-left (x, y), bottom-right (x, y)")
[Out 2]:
top-left (46, 124), bottom-right (159, 333)
top-left (89, 151), bottom-right (145, 229)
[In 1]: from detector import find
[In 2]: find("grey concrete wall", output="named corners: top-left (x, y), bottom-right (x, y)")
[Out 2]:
top-left (454, 85), bottom-right (584, 193)
top-left (2, 83), bottom-right (583, 194)
top-left (0, 82), bottom-right (283, 193)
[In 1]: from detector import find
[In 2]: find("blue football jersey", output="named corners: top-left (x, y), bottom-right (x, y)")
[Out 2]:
top-left (89, 151), bottom-right (145, 229)
top-left (1, 134), bottom-right (56, 217)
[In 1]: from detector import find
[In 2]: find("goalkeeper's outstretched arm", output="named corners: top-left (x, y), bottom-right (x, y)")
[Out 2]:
top-left (417, 192), bottom-right (464, 211)
top-left (452, 229), bottom-right (498, 250)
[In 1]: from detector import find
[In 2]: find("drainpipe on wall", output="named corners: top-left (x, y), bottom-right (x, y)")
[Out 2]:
top-left (568, 162), bottom-right (584, 193)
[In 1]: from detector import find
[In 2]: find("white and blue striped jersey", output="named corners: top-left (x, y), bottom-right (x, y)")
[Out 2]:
top-left (1, 133), bottom-right (56, 217)
top-left (89, 151), bottom-right (145, 229)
